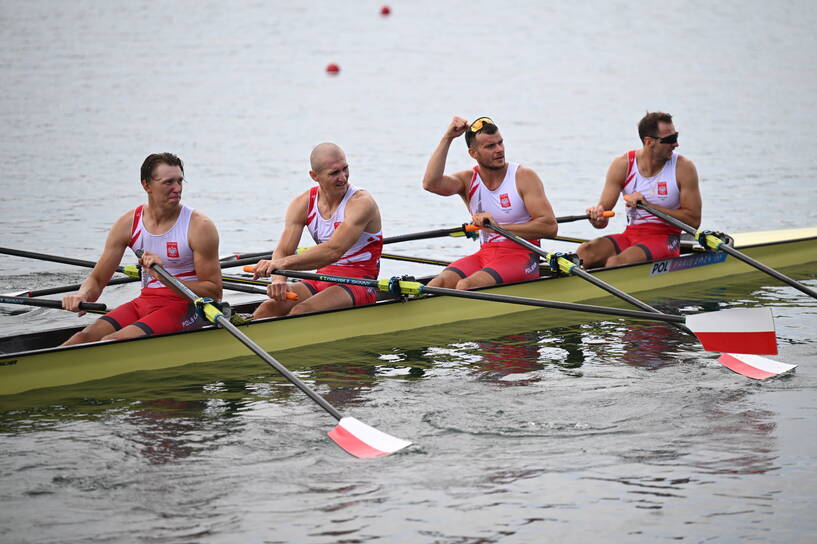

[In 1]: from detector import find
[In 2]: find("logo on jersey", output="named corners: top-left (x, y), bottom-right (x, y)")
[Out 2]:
top-left (166, 242), bottom-right (179, 258)
top-left (657, 181), bottom-right (668, 196)
top-left (334, 221), bottom-right (342, 229)
top-left (499, 193), bottom-right (511, 208)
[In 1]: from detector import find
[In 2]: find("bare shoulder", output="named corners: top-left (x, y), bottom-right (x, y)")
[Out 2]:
top-left (675, 154), bottom-right (699, 179)
top-left (108, 208), bottom-right (138, 241)
top-left (190, 209), bottom-right (217, 229)
top-left (349, 188), bottom-right (379, 206)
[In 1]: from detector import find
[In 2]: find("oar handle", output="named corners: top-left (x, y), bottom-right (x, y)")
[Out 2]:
top-left (0, 295), bottom-right (107, 312)
top-left (555, 211), bottom-right (615, 223)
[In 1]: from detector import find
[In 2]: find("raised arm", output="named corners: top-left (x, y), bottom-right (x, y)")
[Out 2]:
top-left (587, 154), bottom-right (627, 229)
top-left (422, 116), bottom-right (471, 198)
top-left (61, 210), bottom-right (132, 313)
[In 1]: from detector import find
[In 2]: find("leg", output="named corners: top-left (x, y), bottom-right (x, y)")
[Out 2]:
top-left (289, 284), bottom-right (354, 315)
top-left (253, 282), bottom-right (313, 319)
top-left (427, 269), bottom-right (464, 288)
top-left (605, 245), bottom-right (650, 267)
top-left (101, 324), bottom-right (152, 341)
top-left (455, 270), bottom-right (499, 290)
top-left (577, 237), bottom-right (617, 269)
top-left (62, 318), bottom-right (117, 346)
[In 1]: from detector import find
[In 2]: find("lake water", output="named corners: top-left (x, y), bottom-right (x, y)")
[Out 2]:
top-left (1, 1), bottom-right (816, 542)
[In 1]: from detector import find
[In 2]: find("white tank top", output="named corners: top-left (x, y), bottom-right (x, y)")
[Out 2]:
top-left (466, 162), bottom-right (535, 245)
top-left (129, 205), bottom-right (197, 288)
top-left (305, 184), bottom-right (383, 272)
top-left (623, 150), bottom-right (681, 230)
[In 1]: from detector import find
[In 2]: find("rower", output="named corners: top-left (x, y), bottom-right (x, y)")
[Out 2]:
top-left (251, 143), bottom-right (383, 318)
top-left (577, 111), bottom-right (702, 268)
top-left (61, 153), bottom-right (222, 345)
top-left (421, 116), bottom-right (558, 289)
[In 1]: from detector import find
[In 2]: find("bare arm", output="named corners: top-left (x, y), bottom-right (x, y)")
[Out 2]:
top-left (473, 166), bottom-right (557, 239)
top-left (252, 192), bottom-right (309, 281)
top-left (422, 116), bottom-right (471, 197)
top-left (587, 154), bottom-right (627, 229)
top-left (185, 211), bottom-right (222, 300)
top-left (624, 155), bottom-right (701, 228)
top-left (61, 211), bottom-right (132, 313)
top-left (272, 190), bottom-right (379, 270)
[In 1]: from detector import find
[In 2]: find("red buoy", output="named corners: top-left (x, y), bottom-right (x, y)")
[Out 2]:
top-left (380, 5), bottom-right (391, 16)
top-left (325, 63), bottom-right (340, 75)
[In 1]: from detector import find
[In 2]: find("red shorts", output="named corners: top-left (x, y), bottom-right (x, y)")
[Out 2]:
top-left (100, 287), bottom-right (202, 336)
top-left (446, 242), bottom-right (540, 284)
top-left (300, 264), bottom-right (379, 306)
top-left (605, 223), bottom-right (681, 261)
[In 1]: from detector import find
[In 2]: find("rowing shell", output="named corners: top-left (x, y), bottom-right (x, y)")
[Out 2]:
top-left (1, 226), bottom-right (814, 396)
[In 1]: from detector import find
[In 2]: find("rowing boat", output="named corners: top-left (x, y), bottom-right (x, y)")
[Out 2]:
top-left (2, 226), bottom-right (816, 396)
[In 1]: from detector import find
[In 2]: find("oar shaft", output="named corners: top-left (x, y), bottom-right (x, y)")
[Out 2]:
top-left (268, 268), bottom-right (686, 324)
top-left (139, 251), bottom-right (344, 421)
top-left (637, 202), bottom-right (817, 299)
top-left (0, 246), bottom-right (97, 269)
top-left (0, 295), bottom-right (106, 312)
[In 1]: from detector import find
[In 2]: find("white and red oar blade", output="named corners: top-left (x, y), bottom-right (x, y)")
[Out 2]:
top-left (328, 417), bottom-right (412, 458)
top-left (718, 353), bottom-right (797, 380)
top-left (685, 307), bottom-right (777, 355)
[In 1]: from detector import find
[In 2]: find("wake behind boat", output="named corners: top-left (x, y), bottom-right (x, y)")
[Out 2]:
top-left (1, 226), bottom-right (815, 396)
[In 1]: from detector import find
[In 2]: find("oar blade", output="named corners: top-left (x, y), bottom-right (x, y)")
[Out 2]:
top-left (718, 353), bottom-right (797, 380)
top-left (328, 417), bottom-right (412, 458)
top-left (686, 307), bottom-right (778, 355)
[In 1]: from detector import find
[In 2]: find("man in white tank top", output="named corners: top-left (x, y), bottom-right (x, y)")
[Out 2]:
top-left (61, 153), bottom-right (222, 345)
top-left (577, 112), bottom-right (702, 268)
top-left (252, 143), bottom-right (384, 318)
top-left (422, 116), bottom-right (558, 289)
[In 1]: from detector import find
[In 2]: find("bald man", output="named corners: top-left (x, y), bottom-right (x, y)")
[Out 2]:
top-left (252, 143), bottom-right (384, 318)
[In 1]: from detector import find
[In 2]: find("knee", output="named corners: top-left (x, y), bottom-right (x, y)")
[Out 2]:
top-left (604, 255), bottom-right (623, 267)
top-left (253, 300), bottom-right (283, 319)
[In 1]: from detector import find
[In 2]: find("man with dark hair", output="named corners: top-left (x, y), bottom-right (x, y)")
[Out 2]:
top-left (422, 116), bottom-right (558, 289)
top-left (577, 112), bottom-right (702, 268)
top-left (251, 143), bottom-right (383, 318)
top-left (61, 153), bottom-right (222, 345)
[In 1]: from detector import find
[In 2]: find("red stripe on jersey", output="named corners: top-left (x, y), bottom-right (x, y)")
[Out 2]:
top-left (467, 167), bottom-right (480, 201)
top-left (306, 186), bottom-right (318, 225)
top-left (623, 150), bottom-right (636, 188)
top-left (129, 205), bottom-right (144, 248)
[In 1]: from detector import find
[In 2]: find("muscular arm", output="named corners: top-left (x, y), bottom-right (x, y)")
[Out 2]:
top-left (422, 116), bottom-right (470, 198)
top-left (587, 154), bottom-right (627, 229)
top-left (184, 211), bottom-right (222, 300)
top-left (275, 191), bottom-right (379, 270)
top-left (633, 156), bottom-right (701, 229)
top-left (62, 211), bottom-right (132, 311)
top-left (480, 166), bottom-right (557, 239)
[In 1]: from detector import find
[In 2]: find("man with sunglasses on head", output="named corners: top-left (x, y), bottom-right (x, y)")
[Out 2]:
top-left (422, 116), bottom-right (558, 289)
top-left (577, 111), bottom-right (701, 268)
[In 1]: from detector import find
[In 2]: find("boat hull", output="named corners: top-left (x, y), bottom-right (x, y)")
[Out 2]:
top-left (1, 227), bottom-right (815, 396)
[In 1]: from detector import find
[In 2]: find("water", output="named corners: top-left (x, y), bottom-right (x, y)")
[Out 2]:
top-left (2, 1), bottom-right (817, 542)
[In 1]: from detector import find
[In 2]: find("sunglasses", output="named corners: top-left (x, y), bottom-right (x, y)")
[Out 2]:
top-left (469, 117), bottom-right (495, 133)
top-left (650, 132), bottom-right (679, 144)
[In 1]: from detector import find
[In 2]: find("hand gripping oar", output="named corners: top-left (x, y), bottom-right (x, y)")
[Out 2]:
top-left (635, 201), bottom-right (817, 300)
top-left (0, 295), bottom-right (107, 314)
top-left (256, 268), bottom-right (777, 356)
top-left (479, 220), bottom-right (793, 377)
top-left (134, 250), bottom-right (410, 458)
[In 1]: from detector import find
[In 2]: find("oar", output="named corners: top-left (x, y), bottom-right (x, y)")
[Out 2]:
top-left (636, 201), bottom-right (817, 300)
top-left (380, 253), bottom-right (452, 267)
top-left (479, 220), bottom-right (793, 378)
top-left (5, 276), bottom-right (138, 298)
top-left (218, 212), bottom-right (615, 264)
top-left (134, 250), bottom-right (410, 458)
top-left (257, 268), bottom-right (778, 356)
top-left (0, 246), bottom-right (141, 278)
top-left (0, 295), bottom-right (107, 314)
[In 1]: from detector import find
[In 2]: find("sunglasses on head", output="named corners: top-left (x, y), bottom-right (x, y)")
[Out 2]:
top-left (650, 132), bottom-right (679, 144)
top-left (469, 117), bottom-right (495, 133)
